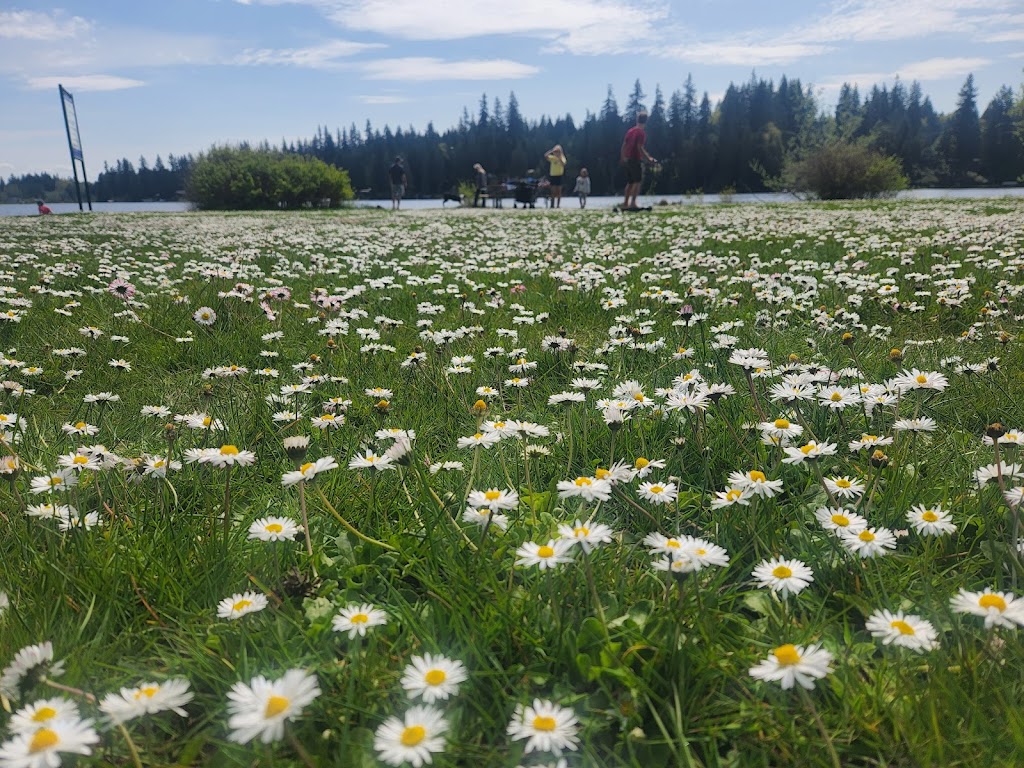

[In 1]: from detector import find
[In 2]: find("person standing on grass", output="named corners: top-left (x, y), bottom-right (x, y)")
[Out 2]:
top-left (573, 168), bottom-right (591, 209)
top-left (388, 157), bottom-right (407, 210)
top-left (544, 145), bottom-right (567, 208)
top-left (620, 111), bottom-right (656, 210)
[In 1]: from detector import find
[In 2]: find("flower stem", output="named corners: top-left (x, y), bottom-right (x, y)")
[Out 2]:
top-left (315, 487), bottom-right (397, 551)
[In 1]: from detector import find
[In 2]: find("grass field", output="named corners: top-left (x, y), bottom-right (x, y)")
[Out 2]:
top-left (2, 200), bottom-right (1024, 767)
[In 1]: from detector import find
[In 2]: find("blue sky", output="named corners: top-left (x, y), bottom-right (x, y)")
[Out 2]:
top-left (1, 0), bottom-right (1022, 177)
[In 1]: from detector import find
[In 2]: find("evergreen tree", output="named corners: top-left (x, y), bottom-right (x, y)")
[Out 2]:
top-left (940, 74), bottom-right (982, 183)
top-left (980, 85), bottom-right (1023, 183)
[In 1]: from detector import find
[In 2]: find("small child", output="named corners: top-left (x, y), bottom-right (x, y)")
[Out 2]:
top-left (573, 168), bottom-right (591, 209)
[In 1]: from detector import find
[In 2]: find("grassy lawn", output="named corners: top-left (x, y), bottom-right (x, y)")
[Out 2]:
top-left (2, 200), bottom-right (1024, 767)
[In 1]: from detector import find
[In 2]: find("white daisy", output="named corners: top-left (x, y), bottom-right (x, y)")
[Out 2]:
top-left (399, 654), bottom-right (468, 703)
top-left (374, 705), bottom-right (449, 767)
top-left (748, 643), bottom-right (833, 690)
top-left (226, 669), bottom-right (321, 744)
top-left (506, 699), bottom-right (580, 755)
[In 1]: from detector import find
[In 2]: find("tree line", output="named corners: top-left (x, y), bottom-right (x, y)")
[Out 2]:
top-left (3, 73), bottom-right (1022, 204)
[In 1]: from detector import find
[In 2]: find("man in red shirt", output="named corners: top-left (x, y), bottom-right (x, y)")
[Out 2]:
top-left (620, 111), bottom-right (656, 210)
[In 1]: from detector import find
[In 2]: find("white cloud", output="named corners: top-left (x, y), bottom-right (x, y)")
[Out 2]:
top-left (234, 39), bottom-right (384, 68)
top-left (236, 0), bottom-right (668, 54)
top-left (359, 94), bottom-right (412, 104)
top-left (793, 0), bottom-right (1015, 44)
top-left (0, 10), bottom-right (91, 40)
top-left (665, 42), bottom-right (832, 66)
top-left (897, 57), bottom-right (991, 81)
top-left (360, 57), bottom-right (540, 81)
top-left (26, 75), bottom-right (145, 92)
top-left (984, 28), bottom-right (1024, 42)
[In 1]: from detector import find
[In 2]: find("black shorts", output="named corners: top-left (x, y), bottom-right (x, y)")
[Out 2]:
top-left (548, 175), bottom-right (563, 188)
top-left (624, 159), bottom-right (642, 184)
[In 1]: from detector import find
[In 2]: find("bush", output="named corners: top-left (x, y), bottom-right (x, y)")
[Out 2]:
top-left (186, 146), bottom-right (354, 210)
top-left (787, 141), bottom-right (908, 200)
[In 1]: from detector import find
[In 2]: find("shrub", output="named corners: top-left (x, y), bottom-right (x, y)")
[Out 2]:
top-left (787, 142), bottom-right (908, 200)
top-left (186, 146), bottom-right (354, 210)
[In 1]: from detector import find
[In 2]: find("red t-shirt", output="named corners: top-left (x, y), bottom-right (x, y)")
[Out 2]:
top-left (622, 126), bottom-right (646, 161)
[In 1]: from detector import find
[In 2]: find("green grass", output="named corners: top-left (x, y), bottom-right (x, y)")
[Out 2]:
top-left (2, 201), bottom-right (1024, 767)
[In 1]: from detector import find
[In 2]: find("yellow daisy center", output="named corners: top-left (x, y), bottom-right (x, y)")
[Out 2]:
top-left (72, 456), bottom-right (89, 465)
top-left (473, 433), bottom-right (484, 440)
top-left (979, 594), bottom-right (1007, 611)
top-left (264, 695), bottom-right (290, 718)
top-left (921, 510), bottom-right (939, 522)
top-left (800, 443), bottom-right (816, 455)
top-left (666, 539), bottom-right (681, 549)
top-left (220, 445), bottom-right (239, 455)
top-left (773, 644), bottom-right (802, 666)
top-left (300, 462), bottom-right (315, 474)
top-left (595, 468), bottom-right (610, 479)
top-left (831, 514), bottom-right (850, 527)
top-left (28, 728), bottom-right (60, 753)
top-left (830, 392), bottom-right (843, 402)
top-left (49, 476), bottom-right (63, 486)
top-left (74, 421), bottom-right (87, 429)
top-left (401, 725), bottom-right (426, 746)
top-left (233, 599), bottom-right (252, 611)
top-left (772, 566), bottom-right (793, 579)
top-left (202, 417), bottom-right (212, 427)
top-left (350, 613), bottom-right (369, 624)
top-left (532, 716), bottom-right (557, 732)
top-left (862, 434), bottom-right (877, 442)
top-left (485, 490), bottom-right (501, 501)
top-left (916, 374), bottom-right (928, 384)
top-left (858, 530), bottom-right (876, 542)
top-left (635, 457), bottom-right (650, 469)
top-left (633, 393), bottom-right (646, 401)
top-left (31, 707), bottom-right (58, 722)
top-left (153, 460), bottom-right (165, 468)
top-left (773, 418), bottom-right (790, 429)
top-left (748, 470), bottom-right (767, 483)
top-left (136, 686), bottom-right (160, 699)
top-left (574, 526), bottom-right (590, 537)
top-left (266, 523), bottom-right (283, 533)
top-left (651, 485), bottom-right (665, 494)
top-left (835, 478), bottom-right (852, 488)
top-left (424, 670), bottom-right (447, 686)
top-left (890, 620), bottom-right (916, 635)
top-left (537, 545), bottom-right (555, 558)
top-left (575, 477), bottom-right (592, 487)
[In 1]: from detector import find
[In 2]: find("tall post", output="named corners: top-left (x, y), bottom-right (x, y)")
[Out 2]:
top-left (59, 85), bottom-right (84, 212)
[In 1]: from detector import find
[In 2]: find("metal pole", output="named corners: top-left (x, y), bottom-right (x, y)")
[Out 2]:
top-left (58, 85), bottom-right (83, 212)
top-left (80, 157), bottom-right (93, 211)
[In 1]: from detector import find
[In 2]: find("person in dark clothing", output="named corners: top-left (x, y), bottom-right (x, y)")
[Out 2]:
top-left (389, 157), bottom-right (407, 210)
top-left (620, 111), bottom-right (656, 210)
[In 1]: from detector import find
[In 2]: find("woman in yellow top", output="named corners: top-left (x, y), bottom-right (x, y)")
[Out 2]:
top-left (544, 145), bottom-right (567, 208)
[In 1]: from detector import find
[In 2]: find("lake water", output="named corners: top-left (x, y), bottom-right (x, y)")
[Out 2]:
top-left (2, 188), bottom-right (1023, 217)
